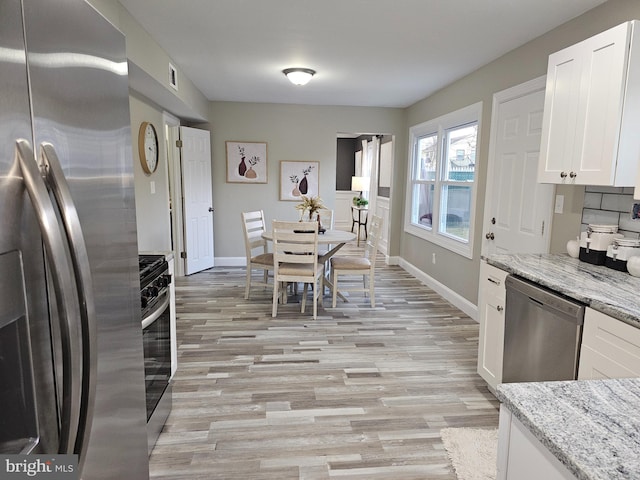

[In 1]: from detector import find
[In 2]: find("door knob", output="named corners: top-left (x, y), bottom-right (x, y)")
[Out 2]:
top-left (485, 232), bottom-right (494, 240)
top-left (208, 207), bottom-right (214, 212)
top-left (491, 217), bottom-right (496, 225)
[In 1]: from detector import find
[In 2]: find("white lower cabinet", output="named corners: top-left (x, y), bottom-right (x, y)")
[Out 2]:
top-left (477, 261), bottom-right (508, 390)
top-left (578, 308), bottom-right (640, 380)
top-left (497, 407), bottom-right (575, 480)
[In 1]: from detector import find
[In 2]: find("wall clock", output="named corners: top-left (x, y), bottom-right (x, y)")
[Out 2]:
top-left (138, 121), bottom-right (159, 175)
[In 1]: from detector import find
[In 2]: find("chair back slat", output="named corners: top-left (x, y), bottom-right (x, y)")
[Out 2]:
top-left (241, 210), bottom-right (268, 255)
top-left (272, 221), bottom-right (319, 267)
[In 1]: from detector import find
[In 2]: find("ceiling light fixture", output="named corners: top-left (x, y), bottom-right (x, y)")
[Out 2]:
top-left (283, 68), bottom-right (316, 86)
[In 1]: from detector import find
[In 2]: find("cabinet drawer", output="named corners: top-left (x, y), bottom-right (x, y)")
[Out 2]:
top-left (481, 263), bottom-right (508, 301)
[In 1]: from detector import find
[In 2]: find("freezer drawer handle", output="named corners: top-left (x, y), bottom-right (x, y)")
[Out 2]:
top-left (40, 142), bottom-right (97, 469)
top-left (15, 139), bottom-right (82, 455)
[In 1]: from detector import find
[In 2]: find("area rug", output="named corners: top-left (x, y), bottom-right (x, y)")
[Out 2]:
top-left (440, 427), bottom-right (498, 480)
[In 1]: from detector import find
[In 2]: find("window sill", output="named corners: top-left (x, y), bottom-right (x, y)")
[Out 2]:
top-left (404, 223), bottom-right (473, 259)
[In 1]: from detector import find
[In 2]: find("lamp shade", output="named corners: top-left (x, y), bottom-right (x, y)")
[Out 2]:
top-left (351, 176), bottom-right (369, 192)
top-left (283, 68), bottom-right (316, 86)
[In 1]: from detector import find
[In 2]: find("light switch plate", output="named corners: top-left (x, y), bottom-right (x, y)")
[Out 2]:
top-left (554, 194), bottom-right (564, 214)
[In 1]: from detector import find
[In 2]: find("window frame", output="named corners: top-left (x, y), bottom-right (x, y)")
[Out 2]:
top-left (404, 102), bottom-right (482, 259)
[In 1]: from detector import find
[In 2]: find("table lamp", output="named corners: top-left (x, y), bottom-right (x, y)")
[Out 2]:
top-left (351, 176), bottom-right (369, 200)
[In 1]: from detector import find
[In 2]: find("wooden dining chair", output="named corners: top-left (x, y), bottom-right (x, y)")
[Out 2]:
top-left (241, 210), bottom-right (273, 299)
top-left (330, 214), bottom-right (383, 308)
top-left (271, 220), bottom-right (324, 320)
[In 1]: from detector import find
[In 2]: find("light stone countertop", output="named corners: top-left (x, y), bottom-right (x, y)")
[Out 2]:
top-left (488, 253), bottom-right (640, 479)
top-left (486, 253), bottom-right (640, 329)
top-left (496, 379), bottom-right (640, 480)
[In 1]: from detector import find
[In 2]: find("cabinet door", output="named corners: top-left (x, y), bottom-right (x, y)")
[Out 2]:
top-left (573, 22), bottom-right (630, 185)
top-left (538, 43), bottom-right (583, 183)
top-left (578, 308), bottom-right (640, 380)
top-left (477, 262), bottom-right (508, 390)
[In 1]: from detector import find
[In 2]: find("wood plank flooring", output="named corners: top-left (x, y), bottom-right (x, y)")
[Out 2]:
top-left (149, 245), bottom-right (499, 479)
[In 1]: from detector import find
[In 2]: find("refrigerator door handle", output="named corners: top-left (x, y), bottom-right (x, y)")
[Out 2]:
top-left (15, 139), bottom-right (82, 455)
top-left (40, 143), bottom-right (97, 470)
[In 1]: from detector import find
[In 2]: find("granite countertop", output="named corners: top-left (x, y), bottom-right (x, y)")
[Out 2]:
top-left (486, 253), bottom-right (640, 329)
top-left (497, 379), bottom-right (640, 480)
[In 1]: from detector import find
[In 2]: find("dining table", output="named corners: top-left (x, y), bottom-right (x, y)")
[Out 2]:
top-left (261, 228), bottom-right (356, 301)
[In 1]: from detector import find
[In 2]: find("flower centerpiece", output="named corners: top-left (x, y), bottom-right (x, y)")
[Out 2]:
top-left (295, 195), bottom-right (325, 232)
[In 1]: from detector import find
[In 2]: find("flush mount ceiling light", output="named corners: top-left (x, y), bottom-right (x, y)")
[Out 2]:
top-left (283, 68), bottom-right (316, 86)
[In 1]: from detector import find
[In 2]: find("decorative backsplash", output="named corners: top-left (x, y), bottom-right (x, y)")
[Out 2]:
top-left (581, 186), bottom-right (640, 238)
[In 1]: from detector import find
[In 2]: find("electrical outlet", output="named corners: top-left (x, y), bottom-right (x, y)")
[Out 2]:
top-left (432, 253), bottom-right (436, 264)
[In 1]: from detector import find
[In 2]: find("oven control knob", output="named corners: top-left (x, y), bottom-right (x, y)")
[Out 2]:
top-left (147, 286), bottom-right (158, 297)
top-left (141, 296), bottom-right (148, 309)
top-left (158, 276), bottom-right (168, 288)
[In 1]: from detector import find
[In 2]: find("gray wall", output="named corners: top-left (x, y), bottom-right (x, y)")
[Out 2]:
top-left (402, 0), bottom-right (640, 304)
top-left (208, 102), bottom-right (404, 261)
top-left (336, 138), bottom-right (357, 190)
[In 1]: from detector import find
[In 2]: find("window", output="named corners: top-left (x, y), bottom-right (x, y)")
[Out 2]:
top-left (405, 102), bottom-right (481, 258)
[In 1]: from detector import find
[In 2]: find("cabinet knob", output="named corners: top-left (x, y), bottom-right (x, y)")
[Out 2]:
top-left (569, 171), bottom-right (577, 178)
top-left (497, 305), bottom-right (504, 312)
top-left (560, 171), bottom-right (568, 179)
top-left (485, 232), bottom-right (495, 240)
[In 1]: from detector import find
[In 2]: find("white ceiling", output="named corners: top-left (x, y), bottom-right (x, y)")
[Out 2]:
top-left (119, 0), bottom-right (606, 108)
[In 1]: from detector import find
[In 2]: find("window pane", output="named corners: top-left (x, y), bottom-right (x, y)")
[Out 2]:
top-left (412, 183), bottom-right (434, 228)
top-left (440, 184), bottom-right (471, 242)
top-left (444, 123), bottom-right (477, 182)
top-left (416, 134), bottom-right (438, 181)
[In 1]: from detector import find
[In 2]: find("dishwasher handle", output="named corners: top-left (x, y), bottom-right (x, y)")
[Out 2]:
top-left (505, 275), bottom-right (585, 324)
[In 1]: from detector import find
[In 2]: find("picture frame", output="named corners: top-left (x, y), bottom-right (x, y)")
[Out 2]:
top-left (226, 141), bottom-right (268, 183)
top-left (280, 161), bottom-right (319, 201)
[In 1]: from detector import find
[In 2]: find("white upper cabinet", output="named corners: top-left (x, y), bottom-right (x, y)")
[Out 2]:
top-left (538, 21), bottom-right (640, 186)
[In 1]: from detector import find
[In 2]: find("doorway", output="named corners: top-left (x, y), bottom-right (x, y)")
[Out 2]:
top-left (336, 133), bottom-right (394, 256)
top-left (164, 116), bottom-right (215, 276)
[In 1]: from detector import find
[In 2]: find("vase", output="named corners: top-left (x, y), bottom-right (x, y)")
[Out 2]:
top-left (238, 157), bottom-right (247, 176)
top-left (292, 183), bottom-right (301, 196)
top-left (299, 175), bottom-right (308, 194)
top-left (245, 166), bottom-right (257, 179)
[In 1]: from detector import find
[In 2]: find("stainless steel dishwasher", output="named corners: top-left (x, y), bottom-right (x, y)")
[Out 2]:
top-left (502, 275), bottom-right (585, 383)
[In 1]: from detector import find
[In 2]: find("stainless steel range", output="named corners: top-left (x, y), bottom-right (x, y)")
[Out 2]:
top-left (139, 254), bottom-right (173, 454)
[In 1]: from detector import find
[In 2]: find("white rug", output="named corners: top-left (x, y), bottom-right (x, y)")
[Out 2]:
top-left (440, 427), bottom-right (498, 480)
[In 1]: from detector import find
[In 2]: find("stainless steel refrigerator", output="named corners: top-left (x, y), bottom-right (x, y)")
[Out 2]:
top-left (0, 0), bottom-right (149, 478)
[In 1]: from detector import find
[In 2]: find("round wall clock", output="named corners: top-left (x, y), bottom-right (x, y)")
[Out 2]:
top-left (138, 121), bottom-right (159, 175)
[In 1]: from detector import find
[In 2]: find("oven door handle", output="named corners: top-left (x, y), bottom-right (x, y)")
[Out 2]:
top-left (142, 294), bottom-right (170, 330)
top-left (40, 142), bottom-right (97, 468)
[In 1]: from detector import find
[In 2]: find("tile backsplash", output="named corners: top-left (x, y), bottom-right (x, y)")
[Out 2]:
top-left (581, 186), bottom-right (640, 238)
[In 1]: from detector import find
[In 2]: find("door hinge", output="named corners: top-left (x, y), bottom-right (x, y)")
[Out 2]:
top-left (541, 221), bottom-right (545, 235)
top-left (176, 139), bottom-right (183, 148)
top-left (180, 251), bottom-right (187, 259)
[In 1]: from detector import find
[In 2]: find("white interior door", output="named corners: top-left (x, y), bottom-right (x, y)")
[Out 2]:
top-left (483, 77), bottom-right (555, 256)
top-left (180, 126), bottom-right (214, 274)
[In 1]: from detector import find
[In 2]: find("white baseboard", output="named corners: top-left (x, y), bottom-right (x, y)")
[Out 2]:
top-left (398, 258), bottom-right (478, 321)
top-left (215, 257), bottom-right (246, 267)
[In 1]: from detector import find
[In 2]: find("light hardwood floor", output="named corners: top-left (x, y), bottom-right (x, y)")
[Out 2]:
top-left (149, 245), bottom-right (499, 479)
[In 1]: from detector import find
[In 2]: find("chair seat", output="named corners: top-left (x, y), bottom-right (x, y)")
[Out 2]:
top-left (278, 262), bottom-right (318, 275)
top-left (251, 252), bottom-right (273, 266)
top-left (331, 256), bottom-right (371, 270)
